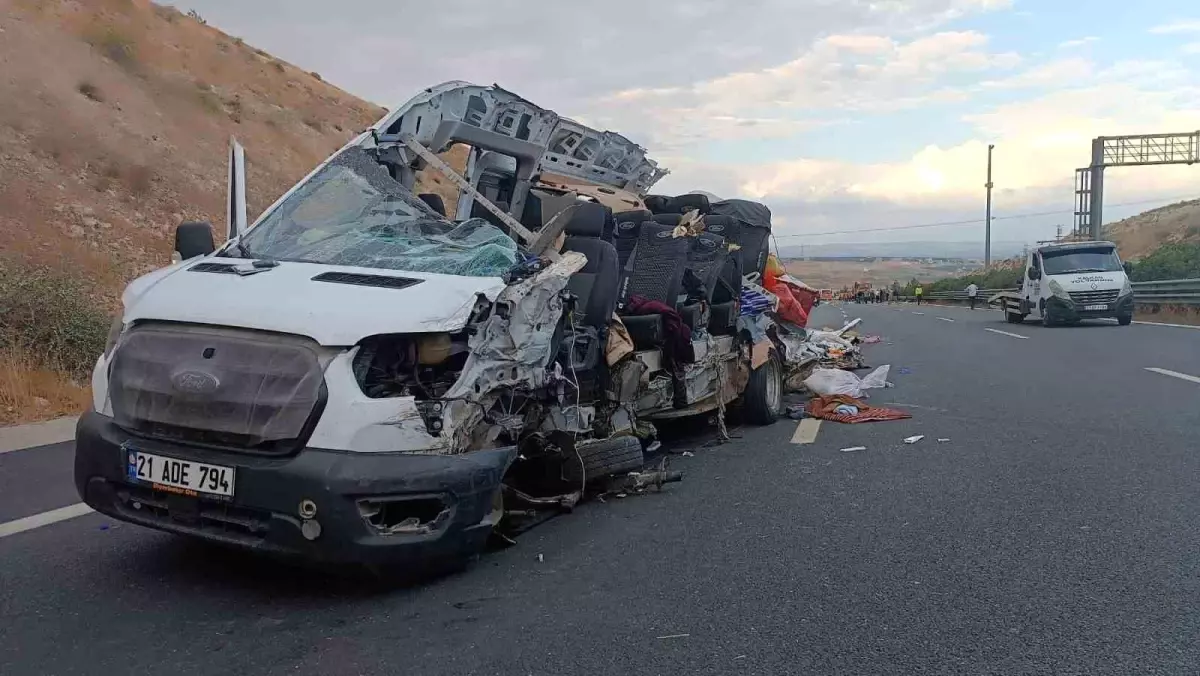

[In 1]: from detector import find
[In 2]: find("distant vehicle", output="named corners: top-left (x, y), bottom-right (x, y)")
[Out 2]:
top-left (819, 289), bottom-right (833, 301)
top-left (990, 241), bottom-right (1134, 326)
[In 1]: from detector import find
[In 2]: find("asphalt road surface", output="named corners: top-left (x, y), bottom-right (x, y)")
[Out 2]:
top-left (2, 303), bottom-right (1199, 675)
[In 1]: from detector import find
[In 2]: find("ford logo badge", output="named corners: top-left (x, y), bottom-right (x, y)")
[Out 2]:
top-left (171, 369), bottom-right (220, 395)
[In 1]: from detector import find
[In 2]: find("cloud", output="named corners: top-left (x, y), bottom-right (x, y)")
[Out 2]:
top-left (1184, 42), bottom-right (1200, 55)
top-left (1057, 36), bottom-right (1098, 49)
top-left (583, 30), bottom-right (1020, 148)
top-left (1149, 19), bottom-right (1200, 34)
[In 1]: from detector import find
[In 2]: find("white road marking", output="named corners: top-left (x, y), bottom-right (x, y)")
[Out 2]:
top-left (984, 328), bottom-right (1029, 340)
top-left (0, 503), bottom-right (94, 539)
top-left (937, 317), bottom-right (955, 322)
top-left (1144, 367), bottom-right (1200, 385)
top-left (1134, 321), bottom-right (1200, 330)
top-left (791, 418), bottom-right (822, 444)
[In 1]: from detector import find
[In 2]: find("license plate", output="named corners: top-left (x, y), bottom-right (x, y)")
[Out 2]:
top-left (1084, 304), bottom-right (1108, 311)
top-left (125, 450), bottom-right (235, 498)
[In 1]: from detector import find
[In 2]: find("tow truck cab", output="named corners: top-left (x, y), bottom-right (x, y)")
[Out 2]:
top-left (1012, 241), bottom-right (1134, 326)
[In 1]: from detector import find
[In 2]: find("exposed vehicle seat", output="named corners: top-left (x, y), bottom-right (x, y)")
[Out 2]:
top-left (470, 199), bottom-right (512, 232)
top-left (681, 232), bottom-right (741, 334)
top-left (618, 223), bottom-right (690, 348)
top-left (613, 210), bottom-right (652, 241)
top-left (560, 235), bottom-right (621, 399)
top-left (710, 200), bottom-right (773, 278)
top-left (611, 219), bottom-right (644, 270)
top-left (652, 213), bottom-right (682, 226)
top-left (417, 193), bottom-right (446, 216)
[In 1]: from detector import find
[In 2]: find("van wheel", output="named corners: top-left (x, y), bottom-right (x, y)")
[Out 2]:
top-left (1118, 314), bottom-right (1133, 326)
top-left (743, 350), bottom-right (783, 426)
top-left (1005, 311), bottom-right (1023, 324)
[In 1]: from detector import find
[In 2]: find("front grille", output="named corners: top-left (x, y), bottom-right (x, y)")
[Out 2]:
top-left (114, 483), bottom-right (271, 544)
top-left (109, 323), bottom-right (324, 454)
top-left (1068, 289), bottom-right (1119, 305)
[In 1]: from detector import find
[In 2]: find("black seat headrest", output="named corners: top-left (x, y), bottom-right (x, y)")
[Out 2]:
top-left (417, 193), bottom-right (446, 216)
top-left (643, 195), bottom-right (671, 214)
top-left (665, 193), bottom-right (711, 215)
top-left (652, 213), bottom-right (682, 226)
top-left (564, 201), bottom-right (610, 238)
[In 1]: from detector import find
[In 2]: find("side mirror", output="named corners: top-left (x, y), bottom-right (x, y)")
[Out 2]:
top-left (1123, 261), bottom-right (1133, 275)
top-left (175, 221), bottom-right (216, 260)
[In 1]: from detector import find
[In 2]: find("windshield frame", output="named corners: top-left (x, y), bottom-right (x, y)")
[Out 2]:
top-left (226, 144), bottom-right (521, 278)
top-left (1040, 247), bottom-right (1123, 276)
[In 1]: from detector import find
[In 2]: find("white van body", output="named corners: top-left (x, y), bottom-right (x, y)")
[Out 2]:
top-left (1004, 241), bottom-right (1134, 326)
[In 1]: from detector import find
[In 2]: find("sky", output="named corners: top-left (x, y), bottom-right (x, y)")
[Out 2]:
top-left (168, 0), bottom-right (1200, 252)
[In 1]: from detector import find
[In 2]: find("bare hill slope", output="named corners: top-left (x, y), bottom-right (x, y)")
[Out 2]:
top-left (1105, 199), bottom-right (1200, 259)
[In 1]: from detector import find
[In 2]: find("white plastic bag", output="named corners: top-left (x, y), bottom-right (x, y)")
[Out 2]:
top-left (803, 365), bottom-right (890, 398)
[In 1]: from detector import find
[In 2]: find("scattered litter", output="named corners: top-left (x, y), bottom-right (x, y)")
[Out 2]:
top-left (786, 403), bottom-right (807, 420)
top-left (937, 438), bottom-right (950, 443)
top-left (806, 395), bottom-right (913, 424)
top-left (804, 365), bottom-right (890, 398)
top-left (834, 404), bottom-right (859, 416)
top-left (98, 524), bottom-right (110, 531)
top-left (903, 435), bottom-right (925, 444)
top-left (734, 655), bottom-right (748, 660)
top-left (840, 446), bottom-right (867, 453)
top-left (657, 634), bottom-right (691, 640)
top-left (645, 440), bottom-right (662, 454)
top-left (897, 367), bottom-right (913, 375)
top-left (861, 335), bottom-right (883, 344)
top-left (536, 553), bottom-right (544, 563)
top-left (681, 451), bottom-right (695, 457)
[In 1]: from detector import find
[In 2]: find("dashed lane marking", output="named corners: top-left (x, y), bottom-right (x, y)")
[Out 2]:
top-left (936, 317), bottom-right (955, 322)
top-left (790, 418), bottom-right (822, 445)
top-left (984, 328), bottom-right (1029, 340)
top-left (0, 503), bottom-right (94, 539)
top-left (1145, 367), bottom-right (1200, 385)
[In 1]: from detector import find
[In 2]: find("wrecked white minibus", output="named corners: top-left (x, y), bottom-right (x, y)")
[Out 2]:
top-left (74, 82), bottom-right (801, 570)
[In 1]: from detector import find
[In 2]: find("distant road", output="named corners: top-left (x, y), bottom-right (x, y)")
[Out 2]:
top-left (2, 304), bottom-right (1199, 675)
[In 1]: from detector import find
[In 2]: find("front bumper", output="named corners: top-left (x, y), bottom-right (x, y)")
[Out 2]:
top-left (1045, 293), bottom-right (1134, 321)
top-left (74, 411), bottom-right (515, 568)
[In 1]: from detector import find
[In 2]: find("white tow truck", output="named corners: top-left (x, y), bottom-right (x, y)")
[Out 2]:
top-left (990, 240), bottom-right (1135, 327)
top-left (74, 81), bottom-right (811, 572)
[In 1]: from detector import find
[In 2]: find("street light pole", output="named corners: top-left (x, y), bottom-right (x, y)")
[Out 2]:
top-left (985, 144), bottom-right (994, 267)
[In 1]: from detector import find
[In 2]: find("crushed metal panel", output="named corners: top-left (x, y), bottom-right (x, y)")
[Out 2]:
top-left (439, 252), bottom-right (588, 454)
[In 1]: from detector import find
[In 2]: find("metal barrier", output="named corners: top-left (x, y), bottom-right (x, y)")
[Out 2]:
top-left (909, 280), bottom-right (1200, 307)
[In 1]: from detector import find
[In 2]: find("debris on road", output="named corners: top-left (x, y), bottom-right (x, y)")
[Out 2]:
top-left (903, 435), bottom-right (925, 444)
top-left (656, 634), bottom-right (691, 640)
top-left (937, 438), bottom-right (950, 443)
top-left (840, 446), bottom-right (867, 453)
top-left (805, 395), bottom-right (913, 424)
top-left (803, 365), bottom-right (890, 398)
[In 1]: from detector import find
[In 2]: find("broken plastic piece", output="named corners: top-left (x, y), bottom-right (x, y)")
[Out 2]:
top-left (903, 435), bottom-right (925, 444)
top-left (840, 446), bottom-right (867, 453)
top-left (937, 438), bottom-right (950, 443)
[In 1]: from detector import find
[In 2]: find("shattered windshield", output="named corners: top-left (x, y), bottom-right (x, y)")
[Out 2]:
top-left (236, 146), bottom-right (519, 277)
top-left (1041, 248), bottom-right (1123, 275)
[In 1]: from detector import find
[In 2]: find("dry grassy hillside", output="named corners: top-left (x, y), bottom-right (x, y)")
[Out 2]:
top-left (0, 0), bottom-right (464, 424)
top-left (1105, 199), bottom-right (1200, 259)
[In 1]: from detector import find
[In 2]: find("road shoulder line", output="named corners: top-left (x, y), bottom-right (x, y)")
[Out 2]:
top-left (0, 417), bottom-right (78, 455)
top-left (0, 503), bottom-right (94, 539)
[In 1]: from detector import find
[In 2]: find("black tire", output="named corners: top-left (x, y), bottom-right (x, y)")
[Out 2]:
top-left (1042, 313), bottom-right (1057, 328)
top-left (562, 435), bottom-right (644, 483)
top-left (175, 221), bottom-right (215, 260)
top-left (1118, 314), bottom-right (1133, 326)
top-left (742, 350), bottom-right (783, 426)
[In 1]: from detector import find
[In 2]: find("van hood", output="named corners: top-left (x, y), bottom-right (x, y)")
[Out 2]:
top-left (1047, 271), bottom-right (1127, 289)
top-left (122, 259), bottom-right (507, 346)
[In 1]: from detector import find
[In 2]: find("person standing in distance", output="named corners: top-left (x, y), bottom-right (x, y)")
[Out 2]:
top-left (966, 282), bottom-right (979, 310)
